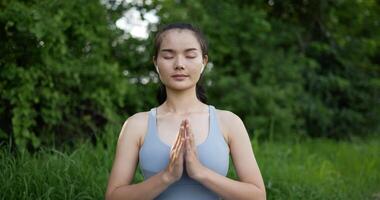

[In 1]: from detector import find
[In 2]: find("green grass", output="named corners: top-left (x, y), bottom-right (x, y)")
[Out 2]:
top-left (253, 138), bottom-right (380, 200)
top-left (1, 136), bottom-right (379, 200)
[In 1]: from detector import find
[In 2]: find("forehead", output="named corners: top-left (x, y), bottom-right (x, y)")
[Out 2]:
top-left (159, 29), bottom-right (201, 51)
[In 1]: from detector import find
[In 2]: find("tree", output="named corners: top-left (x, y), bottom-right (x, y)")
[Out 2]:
top-left (0, 0), bottom-right (131, 150)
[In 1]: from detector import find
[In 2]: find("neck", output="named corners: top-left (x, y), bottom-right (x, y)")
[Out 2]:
top-left (160, 86), bottom-right (207, 115)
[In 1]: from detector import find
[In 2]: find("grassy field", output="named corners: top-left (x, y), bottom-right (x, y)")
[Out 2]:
top-left (1, 135), bottom-right (379, 200)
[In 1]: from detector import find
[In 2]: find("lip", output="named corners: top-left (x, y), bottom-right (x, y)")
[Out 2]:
top-left (171, 74), bottom-right (189, 81)
top-left (171, 74), bottom-right (189, 77)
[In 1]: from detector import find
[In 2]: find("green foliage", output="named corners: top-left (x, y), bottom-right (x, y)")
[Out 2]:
top-left (260, 0), bottom-right (380, 138)
top-left (1, 0), bottom-right (379, 151)
top-left (145, 0), bottom-right (380, 139)
top-left (134, 0), bottom-right (313, 139)
top-left (0, 1), bottom-right (131, 150)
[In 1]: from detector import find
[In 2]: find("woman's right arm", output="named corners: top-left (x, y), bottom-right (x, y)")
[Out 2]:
top-left (105, 113), bottom-right (185, 200)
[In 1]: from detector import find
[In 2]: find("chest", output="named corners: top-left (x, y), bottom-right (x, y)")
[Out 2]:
top-left (139, 110), bottom-right (230, 176)
top-left (156, 113), bottom-right (210, 147)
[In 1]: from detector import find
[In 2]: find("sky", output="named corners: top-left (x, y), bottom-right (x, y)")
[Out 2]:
top-left (115, 6), bottom-right (159, 39)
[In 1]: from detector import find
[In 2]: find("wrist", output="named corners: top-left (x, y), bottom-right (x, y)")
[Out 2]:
top-left (161, 171), bottom-right (175, 185)
top-left (193, 165), bottom-right (207, 182)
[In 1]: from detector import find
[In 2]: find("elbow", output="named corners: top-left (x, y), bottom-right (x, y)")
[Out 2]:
top-left (105, 190), bottom-right (114, 200)
top-left (105, 186), bottom-right (135, 200)
top-left (105, 192), bottom-right (124, 200)
top-left (255, 188), bottom-right (266, 200)
top-left (105, 188), bottom-right (121, 200)
top-left (260, 189), bottom-right (266, 200)
top-left (248, 185), bottom-right (266, 200)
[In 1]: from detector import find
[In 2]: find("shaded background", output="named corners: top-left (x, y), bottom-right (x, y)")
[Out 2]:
top-left (1, 0), bottom-right (379, 150)
top-left (0, 0), bottom-right (379, 199)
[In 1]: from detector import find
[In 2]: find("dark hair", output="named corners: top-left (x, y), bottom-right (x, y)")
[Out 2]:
top-left (153, 23), bottom-right (208, 104)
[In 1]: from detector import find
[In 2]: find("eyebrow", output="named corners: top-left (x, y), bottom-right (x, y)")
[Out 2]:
top-left (160, 48), bottom-right (199, 53)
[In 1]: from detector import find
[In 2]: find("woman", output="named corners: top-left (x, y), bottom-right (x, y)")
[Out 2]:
top-left (106, 23), bottom-right (266, 200)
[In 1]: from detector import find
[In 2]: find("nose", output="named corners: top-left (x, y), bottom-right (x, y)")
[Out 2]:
top-left (174, 56), bottom-right (185, 70)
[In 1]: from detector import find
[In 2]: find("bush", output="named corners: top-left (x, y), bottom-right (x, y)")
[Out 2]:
top-left (0, 0), bottom-right (130, 150)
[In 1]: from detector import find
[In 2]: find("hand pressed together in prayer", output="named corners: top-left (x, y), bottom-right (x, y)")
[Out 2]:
top-left (183, 119), bottom-right (205, 180)
top-left (163, 119), bottom-right (206, 184)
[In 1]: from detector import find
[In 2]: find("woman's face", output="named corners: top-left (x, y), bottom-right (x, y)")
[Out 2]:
top-left (154, 29), bottom-right (207, 91)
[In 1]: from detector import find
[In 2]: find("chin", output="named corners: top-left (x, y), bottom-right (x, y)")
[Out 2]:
top-left (166, 83), bottom-right (195, 91)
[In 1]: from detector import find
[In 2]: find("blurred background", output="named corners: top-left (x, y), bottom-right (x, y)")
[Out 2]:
top-left (0, 0), bottom-right (379, 199)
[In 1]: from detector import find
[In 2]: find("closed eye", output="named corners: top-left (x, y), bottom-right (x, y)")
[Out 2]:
top-left (186, 53), bottom-right (197, 59)
top-left (163, 56), bottom-right (174, 59)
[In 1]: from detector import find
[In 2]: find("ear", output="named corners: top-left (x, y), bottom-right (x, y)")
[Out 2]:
top-left (155, 65), bottom-right (160, 75)
top-left (201, 63), bottom-right (205, 74)
top-left (201, 55), bottom-right (208, 73)
top-left (153, 56), bottom-right (160, 75)
top-left (202, 55), bottom-right (208, 66)
top-left (153, 56), bottom-right (157, 67)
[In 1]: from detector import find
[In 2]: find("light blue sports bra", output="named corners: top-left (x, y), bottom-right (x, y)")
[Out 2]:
top-left (139, 105), bottom-right (229, 199)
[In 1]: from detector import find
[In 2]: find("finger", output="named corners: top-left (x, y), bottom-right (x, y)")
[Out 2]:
top-left (186, 136), bottom-right (191, 153)
top-left (181, 137), bottom-right (186, 154)
top-left (173, 125), bottom-right (185, 158)
top-left (172, 131), bottom-right (185, 162)
top-left (173, 137), bottom-right (184, 161)
top-left (180, 122), bottom-right (185, 140)
top-left (172, 130), bottom-right (184, 158)
top-left (185, 122), bottom-right (195, 148)
top-left (171, 121), bottom-right (184, 151)
top-left (177, 134), bottom-right (184, 153)
top-left (184, 122), bottom-right (191, 152)
top-left (190, 127), bottom-right (195, 148)
top-left (171, 120), bottom-right (187, 162)
top-left (185, 119), bottom-right (189, 138)
top-left (183, 123), bottom-right (187, 142)
top-left (184, 121), bottom-right (188, 139)
top-left (171, 128), bottom-right (181, 151)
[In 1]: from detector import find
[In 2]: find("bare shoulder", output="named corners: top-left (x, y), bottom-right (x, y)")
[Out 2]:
top-left (215, 108), bottom-right (245, 146)
top-left (125, 111), bottom-right (149, 128)
top-left (119, 111), bottom-right (149, 147)
top-left (216, 109), bottom-right (244, 129)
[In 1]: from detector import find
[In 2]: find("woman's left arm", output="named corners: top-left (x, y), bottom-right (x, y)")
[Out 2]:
top-left (185, 112), bottom-right (266, 200)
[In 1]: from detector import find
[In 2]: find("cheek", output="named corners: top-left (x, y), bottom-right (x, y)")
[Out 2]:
top-left (189, 68), bottom-right (202, 83)
top-left (156, 60), bottom-right (173, 75)
top-left (188, 57), bottom-right (203, 65)
top-left (191, 61), bottom-right (203, 73)
top-left (157, 58), bottom-right (172, 67)
top-left (189, 67), bottom-right (201, 75)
